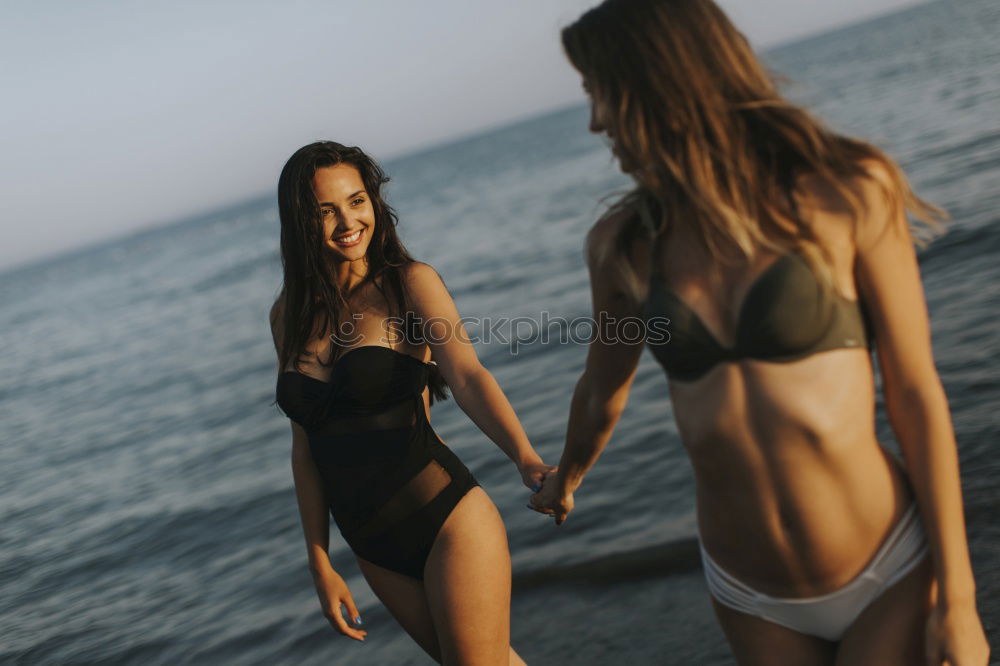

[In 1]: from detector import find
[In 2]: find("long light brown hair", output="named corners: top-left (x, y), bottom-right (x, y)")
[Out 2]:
top-left (562, 0), bottom-right (944, 302)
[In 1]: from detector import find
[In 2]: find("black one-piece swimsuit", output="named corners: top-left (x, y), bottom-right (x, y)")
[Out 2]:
top-left (275, 345), bottom-right (480, 580)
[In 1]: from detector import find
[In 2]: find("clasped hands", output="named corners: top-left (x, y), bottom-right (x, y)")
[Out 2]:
top-left (521, 463), bottom-right (575, 525)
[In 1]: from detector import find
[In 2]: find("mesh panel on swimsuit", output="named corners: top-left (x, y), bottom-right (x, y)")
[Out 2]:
top-left (275, 345), bottom-right (479, 580)
top-left (317, 398), bottom-right (418, 435)
top-left (348, 459), bottom-right (453, 544)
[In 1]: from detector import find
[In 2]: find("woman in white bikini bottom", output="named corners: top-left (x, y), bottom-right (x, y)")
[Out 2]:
top-left (698, 504), bottom-right (928, 642)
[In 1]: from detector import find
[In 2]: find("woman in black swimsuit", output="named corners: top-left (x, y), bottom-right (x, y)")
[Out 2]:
top-left (270, 141), bottom-right (550, 664)
top-left (530, 1), bottom-right (989, 664)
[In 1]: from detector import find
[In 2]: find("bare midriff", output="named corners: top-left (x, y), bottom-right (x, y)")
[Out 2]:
top-left (670, 346), bottom-right (913, 598)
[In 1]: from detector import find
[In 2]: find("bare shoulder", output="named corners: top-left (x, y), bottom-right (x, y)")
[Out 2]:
top-left (793, 159), bottom-right (892, 212)
top-left (398, 261), bottom-right (456, 317)
top-left (399, 260), bottom-right (447, 296)
top-left (585, 201), bottom-right (654, 284)
top-left (793, 158), bottom-right (902, 252)
top-left (397, 261), bottom-right (463, 342)
top-left (853, 156), bottom-right (897, 189)
top-left (847, 158), bottom-right (909, 250)
top-left (399, 260), bottom-right (441, 284)
top-left (269, 292), bottom-right (284, 322)
top-left (586, 204), bottom-right (632, 262)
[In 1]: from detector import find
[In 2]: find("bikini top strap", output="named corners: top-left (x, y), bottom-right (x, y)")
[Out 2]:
top-left (636, 193), bottom-right (658, 235)
top-left (635, 192), bottom-right (667, 280)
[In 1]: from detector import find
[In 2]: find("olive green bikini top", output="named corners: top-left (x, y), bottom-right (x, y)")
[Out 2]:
top-left (642, 247), bottom-right (874, 382)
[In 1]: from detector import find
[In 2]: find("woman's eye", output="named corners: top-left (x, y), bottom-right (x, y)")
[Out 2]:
top-left (351, 198), bottom-right (366, 206)
top-left (320, 209), bottom-right (334, 217)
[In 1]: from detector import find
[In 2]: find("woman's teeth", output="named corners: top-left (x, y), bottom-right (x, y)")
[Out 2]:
top-left (334, 229), bottom-right (362, 244)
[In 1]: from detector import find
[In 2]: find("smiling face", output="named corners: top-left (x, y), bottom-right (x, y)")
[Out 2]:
top-left (311, 163), bottom-right (375, 263)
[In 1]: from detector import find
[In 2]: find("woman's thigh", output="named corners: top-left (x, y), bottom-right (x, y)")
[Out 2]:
top-left (834, 553), bottom-right (934, 666)
top-left (357, 556), bottom-right (442, 662)
top-left (423, 486), bottom-right (514, 666)
top-left (711, 598), bottom-right (838, 666)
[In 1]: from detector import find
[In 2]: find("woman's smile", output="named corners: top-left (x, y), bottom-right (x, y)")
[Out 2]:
top-left (333, 227), bottom-right (364, 247)
top-left (311, 163), bottom-right (376, 260)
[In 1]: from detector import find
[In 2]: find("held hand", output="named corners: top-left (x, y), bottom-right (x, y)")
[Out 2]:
top-left (519, 461), bottom-right (558, 492)
top-left (528, 471), bottom-right (574, 525)
top-left (925, 599), bottom-right (989, 665)
top-left (310, 563), bottom-right (367, 641)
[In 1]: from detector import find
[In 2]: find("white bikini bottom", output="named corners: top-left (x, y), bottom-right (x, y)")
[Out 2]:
top-left (698, 503), bottom-right (928, 642)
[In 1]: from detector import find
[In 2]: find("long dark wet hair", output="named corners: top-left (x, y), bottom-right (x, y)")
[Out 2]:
top-left (273, 140), bottom-right (448, 403)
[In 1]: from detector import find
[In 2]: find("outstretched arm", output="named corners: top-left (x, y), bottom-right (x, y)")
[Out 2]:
top-left (530, 214), bottom-right (646, 524)
top-left (402, 263), bottom-right (551, 489)
top-left (853, 165), bottom-right (988, 665)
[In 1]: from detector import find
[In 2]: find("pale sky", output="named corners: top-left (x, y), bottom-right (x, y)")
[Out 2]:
top-left (0, 0), bottom-right (925, 273)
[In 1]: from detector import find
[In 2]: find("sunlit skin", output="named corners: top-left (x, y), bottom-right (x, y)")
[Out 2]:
top-left (273, 161), bottom-right (552, 664)
top-left (582, 89), bottom-right (914, 593)
top-left (531, 80), bottom-right (987, 664)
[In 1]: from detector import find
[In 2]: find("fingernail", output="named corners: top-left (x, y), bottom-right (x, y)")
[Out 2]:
top-left (354, 616), bottom-right (363, 625)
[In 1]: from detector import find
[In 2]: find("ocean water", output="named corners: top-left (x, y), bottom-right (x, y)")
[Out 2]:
top-left (1, 0), bottom-right (998, 663)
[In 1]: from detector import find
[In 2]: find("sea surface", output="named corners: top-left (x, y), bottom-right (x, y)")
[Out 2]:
top-left (2, 0), bottom-right (998, 663)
